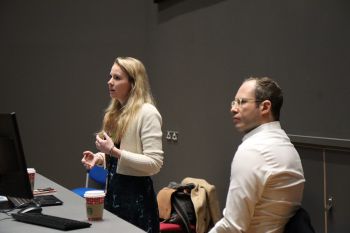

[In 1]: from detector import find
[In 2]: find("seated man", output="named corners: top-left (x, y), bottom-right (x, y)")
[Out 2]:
top-left (209, 77), bottom-right (305, 233)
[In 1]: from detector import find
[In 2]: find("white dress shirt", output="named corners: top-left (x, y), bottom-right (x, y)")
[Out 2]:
top-left (209, 121), bottom-right (305, 233)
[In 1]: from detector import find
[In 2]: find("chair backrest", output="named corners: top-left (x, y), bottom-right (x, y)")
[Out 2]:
top-left (284, 207), bottom-right (316, 233)
top-left (88, 166), bottom-right (107, 186)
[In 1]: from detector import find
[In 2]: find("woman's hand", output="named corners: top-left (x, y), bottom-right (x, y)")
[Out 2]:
top-left (95, 132), bottom-right (114, 155)
top-left (81, 151), bottom-right (99, 170)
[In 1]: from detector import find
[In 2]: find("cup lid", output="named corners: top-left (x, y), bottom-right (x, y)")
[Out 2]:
top-left (27, 168), bottom-right (36, 172)
top-left (84, 190), bottom-right (105, 198)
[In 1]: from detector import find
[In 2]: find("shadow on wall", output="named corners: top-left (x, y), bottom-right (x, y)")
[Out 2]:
top-left (154, 0), bottom-right (229, 22)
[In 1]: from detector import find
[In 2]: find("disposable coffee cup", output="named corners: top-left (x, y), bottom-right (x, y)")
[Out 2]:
top-left (84, 190), bottom-right (105, 221)
top-left (27, 168), bottom-right (36, 192)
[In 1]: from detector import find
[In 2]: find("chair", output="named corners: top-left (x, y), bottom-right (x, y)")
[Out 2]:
top-left (158, 177), bottom-right (221, 233)
top-left (160, 222), bottom-right (195, 233)
top-left (284, 207), bottom-right (316, 233)
top-left (158, 185), bottom-right (195, 233)
top-left (71, 166), bottom-right (108, 197)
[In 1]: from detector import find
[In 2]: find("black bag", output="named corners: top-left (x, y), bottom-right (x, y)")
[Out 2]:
top-left (166, 182), bottom-right (196, 233)
top-left (284, 207), bottom-right (316, 233)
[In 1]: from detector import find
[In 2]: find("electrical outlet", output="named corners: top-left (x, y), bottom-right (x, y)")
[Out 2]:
top-left (166, 131), bottom-right (172, 140)
top-left (166, 130), bottom-right (179, 142)
top-left (172, 131), bottom-right (178, 142)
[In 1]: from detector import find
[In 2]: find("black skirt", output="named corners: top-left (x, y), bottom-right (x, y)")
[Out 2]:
top-left (105, 157), bottom-right (159, 233)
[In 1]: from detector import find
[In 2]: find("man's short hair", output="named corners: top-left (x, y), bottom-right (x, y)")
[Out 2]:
top-left (245, 77), bottom-right (283, 121)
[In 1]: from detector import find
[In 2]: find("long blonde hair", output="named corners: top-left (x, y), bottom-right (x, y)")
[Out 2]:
top-left (100, 57), bottom-right (155, 143)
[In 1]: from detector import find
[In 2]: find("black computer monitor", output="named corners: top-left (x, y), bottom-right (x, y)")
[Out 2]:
top-left (0, 112), bottom-right (33, 199)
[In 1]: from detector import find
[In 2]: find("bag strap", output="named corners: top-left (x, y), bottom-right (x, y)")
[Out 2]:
top-left (172, 194), bottom-right (194, 233)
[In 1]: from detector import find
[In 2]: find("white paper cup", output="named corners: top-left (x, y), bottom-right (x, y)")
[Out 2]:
top-left (27, 168), bottom-right (36, 192)
top-left (84, 190), bottom-right (105, 221)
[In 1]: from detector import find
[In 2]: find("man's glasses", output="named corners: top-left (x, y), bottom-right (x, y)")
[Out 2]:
top-left (231, 98), bottom-right (263, 108)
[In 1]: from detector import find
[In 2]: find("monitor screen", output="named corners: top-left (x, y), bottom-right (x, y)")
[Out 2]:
top-left (0, 112), bottom-right (33, 199)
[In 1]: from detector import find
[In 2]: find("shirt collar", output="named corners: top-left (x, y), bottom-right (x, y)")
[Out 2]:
top-left (242, 121), bottom-right (281, 142)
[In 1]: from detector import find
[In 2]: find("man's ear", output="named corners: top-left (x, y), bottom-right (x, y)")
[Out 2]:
top-left (260, 100), bottom-right (272, 115)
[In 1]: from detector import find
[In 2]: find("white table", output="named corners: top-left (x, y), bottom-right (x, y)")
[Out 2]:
top-left (0, 173), bottom-right (145, 233)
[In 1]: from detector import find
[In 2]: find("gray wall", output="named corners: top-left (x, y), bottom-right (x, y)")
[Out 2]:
top-left (147, 0), bottom-right (350, 209)
top-left (0, 0), bottom-right (149, 186)
top-left (1, 0), bottom-right (350, 222)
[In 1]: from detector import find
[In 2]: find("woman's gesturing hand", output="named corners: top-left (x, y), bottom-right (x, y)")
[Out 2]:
top-left (95, 131), bottom-right (114, 155)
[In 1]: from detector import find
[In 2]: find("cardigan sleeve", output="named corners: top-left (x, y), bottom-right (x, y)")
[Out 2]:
top-left (118, 104), bottom-right (164, 176)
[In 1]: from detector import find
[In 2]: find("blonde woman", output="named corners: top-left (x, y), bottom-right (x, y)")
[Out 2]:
top-left (82, 57), bottom-right (163, 233)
